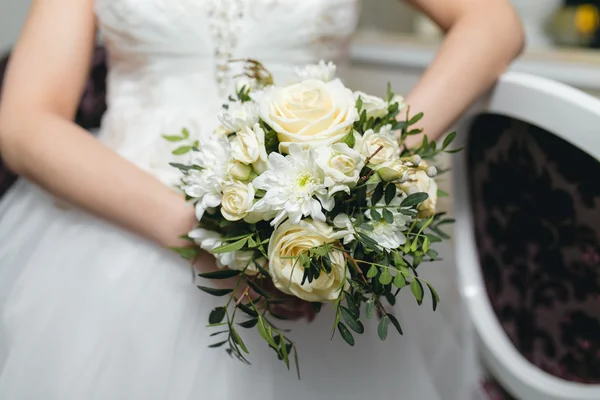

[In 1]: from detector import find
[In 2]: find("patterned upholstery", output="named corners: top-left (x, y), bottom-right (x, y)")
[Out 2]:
top-left (0, 46), bottom-right (108, 197)
top-left (468, 114), bottom-right (600, 385)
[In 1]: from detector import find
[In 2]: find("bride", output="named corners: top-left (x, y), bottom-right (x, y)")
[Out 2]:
top-left (0, 0), bottom-right (523, 399)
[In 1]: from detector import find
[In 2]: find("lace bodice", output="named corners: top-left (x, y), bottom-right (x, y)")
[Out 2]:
top-left (93, 0), bottom-right (360, 185)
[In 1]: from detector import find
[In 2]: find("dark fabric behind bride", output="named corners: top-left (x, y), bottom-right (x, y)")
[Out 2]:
top-left (0, 46), bottom-right (108, 197)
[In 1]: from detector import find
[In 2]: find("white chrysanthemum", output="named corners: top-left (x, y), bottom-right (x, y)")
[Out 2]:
top-left (361, 197), bottom-right (411, 250)
top-left (182, 138), bottom-right (231, 220)
top-left (295, 60), bottom-right (337, 82)
top-left (250, 145), bottom-right (333, 226)
top-left (218, 101), bottom-right (259, 133)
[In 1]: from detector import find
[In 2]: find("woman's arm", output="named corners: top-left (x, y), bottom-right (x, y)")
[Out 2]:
top-left (401, 0), bottom-right (525, 147)
top-left (0, 0), bottom-right (195, 248)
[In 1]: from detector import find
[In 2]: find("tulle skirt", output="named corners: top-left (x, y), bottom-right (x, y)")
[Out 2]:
top-left (0, 179), bottom-right (481, 399)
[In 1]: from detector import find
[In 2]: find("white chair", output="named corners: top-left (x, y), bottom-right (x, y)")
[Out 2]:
top-left (452, 71), bottom-right (600, 400)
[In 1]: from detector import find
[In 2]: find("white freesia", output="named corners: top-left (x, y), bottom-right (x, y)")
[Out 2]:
top-left (268, 219), bottom-right (349, 302)
top-left (355, 91), bottom-right (388, 119)
top-left (259, 79), bottom-right (358, 152)
top-left (295, 60), bottom-right (337, 82)
top-left (219, 101), bottom-right (259, 133)
top-left (359, 129), bottom-right (399, 166)
top-left (182, 138), bottom-right (231, 220)
top-left (398, 169), bottom-right (438, 218)
top-left (250, 145), bottom-right (333, 226)
top-left (316, 143), bottom-right (365, 195)
top-left (360, 197), bottom-right (410, 250)
top-left (231, 123), bottom-right (267, 165)
top-left (220, 181), bottom-right (255, 221)
top-left (188, 228), bottom-right (260, 275)
top-left (390, 94), bottom-right (407, 111)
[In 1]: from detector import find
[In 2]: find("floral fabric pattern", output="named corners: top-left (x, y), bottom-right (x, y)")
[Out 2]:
top-left (468, 114), bottom-right (600, 384)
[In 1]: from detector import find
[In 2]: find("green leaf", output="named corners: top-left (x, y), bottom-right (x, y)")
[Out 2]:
top-left (393, 251), bottom-right (407, 267)
top-left (401, 192), bottom-right (429, 208)
top-left (212, 237), bottom-right (248, 254)
top-left (170, 246), bottom-right (199, 260)
top-left (437, 189), bottom-right (449, 198)
top-left (385, 82), bottom-right (394, 103)
top-left (427, 283), bottom-right (440, 311)
top-left (198, 269), bottom-right (242, 280)
top-left (356, 96), bottom-right (364, 112)
top-left (182, 127), bottom-right (190, 138)
top-left (445, 146), bottom-right (464, 154)
top-left (410, 279), bottom-right (424, 305)
top-left (359, 223), bottom-right (374, 232)
top-left (209, 307), bottom-right (226, 324)
top-left (341, 306), bottom-right (364, 334)
top-left (408, 112), bottom-right (424, 125)
top-left (208, 340), bottom-right (228, 348)
top-left (246, 279), bottom-right (272, 299)
top-left (238, 303), bottom-right (259, 318)
top-left (366, 265), bottom-right (378, 279)
top-left (372, 182), bottom-right (385, 205)
top-left (422, 237), bottom-right (430, 253)
top-left (382, 209), bottom-right (394, 224)
top-left (357, 232), bottom-right (380, 250)
top-left (377, 315), bottom-right (390, 340)
top-left (384, 184), bottom-right (396, 205)
top-left (341, 130), bottom-right (356, 148)
top-left (370, 209), bottom-right (381, 221)
top-left (393, 273), bottom-right (406, 288)
top-left (379, 269), bottom-right (393, 285)
top-left (264, 128), bottom-right (280, 154)
top-left (388, 314), bottom-right (404, 335)
top-left (197, 286), bottom-right (234, 297)
top-left (426, 234), bottom-right (442, 243)
top-left (172, 145), bottom-right (193, 155)
top-left (426, 249), bottom-right (439, 260)
top-left (231, 328), bottom-right (249, 354)
top-left (162, 134), bottom-right (184, 142)
top-left (365, 299), bottom-right (375, 319)
top-left (337, 322), bottom-right (355, 346)
top-left (258, 318), bottom-right (277, 348)
top-left (345, 294), bottom-right (360, 318)
top-left (238, 318), bottom-right (259, 329)
top-left (442, 131), bottom-right (456, 149)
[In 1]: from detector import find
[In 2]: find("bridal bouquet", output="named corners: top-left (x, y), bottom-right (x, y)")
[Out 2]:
top-left (166, 60), bottom-right (459, 376)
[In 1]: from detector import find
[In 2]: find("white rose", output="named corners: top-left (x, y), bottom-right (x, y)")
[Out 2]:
top-left (231, 123), bottom-right (267, 165)
top-left (376, 159), bottom-right (409, 182)
top-left (219, 101), bottom-right (259, 133)
top-left (220, 181), bottom-right (255, 221)
top-left (316, 143), bottom-right (364, 195)
top-left (399, 169), bottom-right (438, 218)
top-left (268, 219), bottom-right (349, 302)
top-left (355, 91), bottom-right (388, 119)
top-left (359, 129), bottom-right (399, 165)
top-left (259, 79), bottom-right (358, 153)
top-left (295, 60), bottom-right (337, 82)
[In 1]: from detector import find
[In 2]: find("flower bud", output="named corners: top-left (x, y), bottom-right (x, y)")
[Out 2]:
top-left (228, 161), bottom-right (253, 181)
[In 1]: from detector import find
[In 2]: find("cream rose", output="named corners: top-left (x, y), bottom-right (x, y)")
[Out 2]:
top-left (355, 91), bottom-right (388, 119)
top-left (259, 79), bottom-right (358, 152)
top-left (220, 181), bottom-right (255, 221)
top-left (316, 143), bottom-right (364, 194)
top-left (359, 129), bottom-right (399, 165)
top-left (231, 123), bottom-right (267, 165)
top-left (267, 219), bottom-right (349, 302)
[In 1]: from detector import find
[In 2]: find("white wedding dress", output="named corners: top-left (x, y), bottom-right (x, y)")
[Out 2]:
top-left (0, 0), bottom-right (481, 398)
